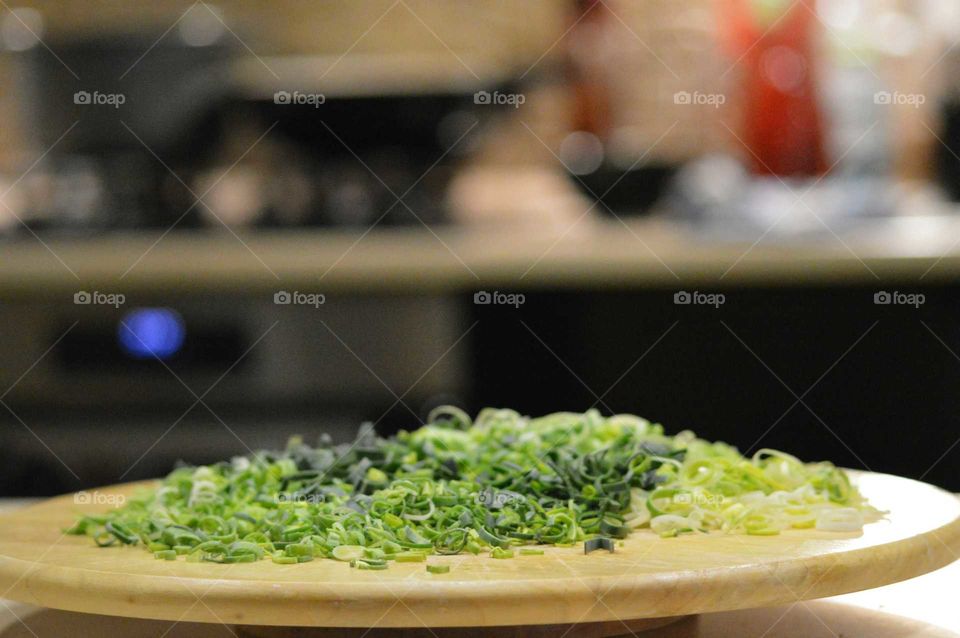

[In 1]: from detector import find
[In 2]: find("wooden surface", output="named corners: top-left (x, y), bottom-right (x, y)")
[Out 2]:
top-left (0, 472), bottom-right (956, 630)
top-left (5, 215), bottom-right (960, 297)
top-left (0, 603), bottom-right (956, 638)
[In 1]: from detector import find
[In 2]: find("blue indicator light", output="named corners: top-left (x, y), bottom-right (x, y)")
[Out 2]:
top-left (118, 308), bottom-right (186, 360)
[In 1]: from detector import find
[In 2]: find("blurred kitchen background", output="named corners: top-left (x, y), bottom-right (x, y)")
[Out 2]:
top-left (2, 0), bottom-right (960, 494)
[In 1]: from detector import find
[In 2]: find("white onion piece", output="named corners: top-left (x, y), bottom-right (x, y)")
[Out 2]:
top-left (651, 514), bottom-right (693, 535)
top-left (625, 507), bottom-right (651, 528)
top-left (815, 507), bottom-right (864, 532)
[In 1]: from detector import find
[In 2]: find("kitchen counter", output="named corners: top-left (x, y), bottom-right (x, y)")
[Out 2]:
top-left (3, 214), bottom-right (960, 297)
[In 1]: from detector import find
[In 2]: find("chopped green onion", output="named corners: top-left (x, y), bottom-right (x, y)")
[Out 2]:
top-left (426, 564), bottom-right (450, 574)
top-left (584, 538), bottom-right (615, 554)
top-left (364, 547), bottom-right (386, 560)
top-left (599, 519), bottom-right (631, 539)
top-left (332, 545), bottom-right (365, 562)
top-left (70, 407), bottom-right (877, 566)
top-left (394, 552), bottom-right (427, 563)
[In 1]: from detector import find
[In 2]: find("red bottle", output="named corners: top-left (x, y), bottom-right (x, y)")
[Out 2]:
top-left (721, 0), bottom-right (829, 177)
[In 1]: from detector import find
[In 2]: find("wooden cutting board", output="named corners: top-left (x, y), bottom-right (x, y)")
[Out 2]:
top-left (0, 471), bottom-right (956, 631)
top-left (2, 601), bottom-right (958, 638)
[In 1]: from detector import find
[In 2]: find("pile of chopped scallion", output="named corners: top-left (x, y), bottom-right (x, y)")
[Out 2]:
top-left (67, 407), bottom-right (875, 571)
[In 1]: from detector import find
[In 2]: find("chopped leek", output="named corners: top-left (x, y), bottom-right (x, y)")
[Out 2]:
top-left (69, 408), bottom-right (877, 568)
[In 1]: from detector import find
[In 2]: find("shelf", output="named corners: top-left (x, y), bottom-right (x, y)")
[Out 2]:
top-left (2, 216), bottom-right (960, 296)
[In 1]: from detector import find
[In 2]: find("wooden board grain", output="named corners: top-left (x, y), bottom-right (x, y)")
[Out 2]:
top-left (0, 472), bottom-right (956, 629)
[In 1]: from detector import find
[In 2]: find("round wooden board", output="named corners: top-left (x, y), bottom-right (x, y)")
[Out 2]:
top-left (1, 602), bottom-right (957, 638)
top-left (0, 472), bottom-right (956, 630)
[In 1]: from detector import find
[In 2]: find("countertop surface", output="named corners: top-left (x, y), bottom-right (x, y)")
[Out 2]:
top-left (4, 214), bottom-right (960, 296)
